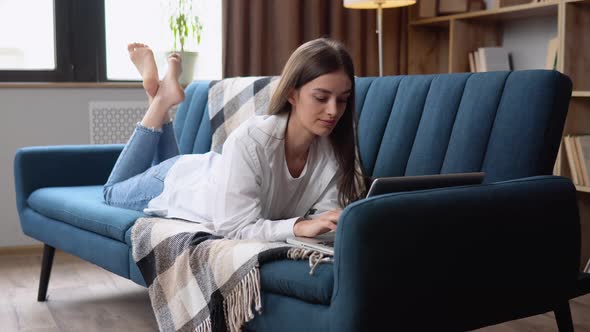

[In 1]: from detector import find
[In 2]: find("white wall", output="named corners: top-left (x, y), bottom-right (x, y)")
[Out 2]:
top-left (481, 0), bottom-right (558, 71)
top-left (503, 16), bottom-right (558, 70)
top-left (0, 88), bottom-right (146, 247)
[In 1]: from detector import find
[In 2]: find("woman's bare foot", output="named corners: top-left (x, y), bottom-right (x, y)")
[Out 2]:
top-left (139, 54), bottom-right (185, 129)
top-left (128, 43), bottom-right (159, 97)
top-left (155, 54), bottom-right (185, 108)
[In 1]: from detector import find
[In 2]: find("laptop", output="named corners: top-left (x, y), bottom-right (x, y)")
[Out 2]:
top-left (286, 172), bottom-right (485, 255)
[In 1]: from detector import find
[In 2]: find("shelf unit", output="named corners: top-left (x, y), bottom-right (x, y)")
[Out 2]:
top-left (408, 0), bottom-right (590, 268)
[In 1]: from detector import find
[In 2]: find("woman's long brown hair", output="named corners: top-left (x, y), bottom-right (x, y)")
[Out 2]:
top-left (268, 38), bottom-right (366, 207)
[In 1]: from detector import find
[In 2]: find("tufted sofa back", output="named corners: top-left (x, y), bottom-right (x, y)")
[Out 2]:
top-left (174, 70), bottom-right (571, 183)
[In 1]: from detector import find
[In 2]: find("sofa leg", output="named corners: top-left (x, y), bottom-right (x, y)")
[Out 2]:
top-left (554, 302), bottom-right (574, 332)
top-left (37, 244), bottom-right (55, 302)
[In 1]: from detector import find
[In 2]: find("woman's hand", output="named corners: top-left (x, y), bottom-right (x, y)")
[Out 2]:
top-left (293, 209), bottom-right (342, 237)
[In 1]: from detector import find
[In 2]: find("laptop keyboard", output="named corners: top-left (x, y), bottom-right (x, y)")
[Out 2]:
top-left (318, 240), bottom-right (334, 247)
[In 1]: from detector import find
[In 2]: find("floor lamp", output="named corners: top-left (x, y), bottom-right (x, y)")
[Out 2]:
top-left (344, 0), bottom-right (416, 76)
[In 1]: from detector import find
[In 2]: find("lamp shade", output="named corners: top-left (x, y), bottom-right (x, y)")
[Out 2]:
top-left (343, 0), bottom-right (416, 9)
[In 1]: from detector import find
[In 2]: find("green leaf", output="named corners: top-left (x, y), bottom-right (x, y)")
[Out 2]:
top-left (165, 0), bottom-right (203, 51)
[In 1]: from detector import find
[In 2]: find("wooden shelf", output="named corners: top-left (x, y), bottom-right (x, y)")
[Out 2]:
top-left (576, 185), bottom-right (590, 193)
top-left (573, 91), bottom-right (590, 98)
top-left (410, 1), bottom-right (558, 26)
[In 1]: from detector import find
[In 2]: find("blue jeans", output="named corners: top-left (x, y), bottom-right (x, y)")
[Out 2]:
top-left (103, 122), bottom-right (180, 211)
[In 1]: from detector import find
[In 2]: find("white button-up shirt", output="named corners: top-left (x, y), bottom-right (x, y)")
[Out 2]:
top-left (146, 112), bottom-right (341, 242)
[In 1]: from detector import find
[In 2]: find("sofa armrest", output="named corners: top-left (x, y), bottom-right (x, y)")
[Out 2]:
top-left (14, 144), bottom-right (124, 211)
top-left (329, 175), bottom-right (580, 332)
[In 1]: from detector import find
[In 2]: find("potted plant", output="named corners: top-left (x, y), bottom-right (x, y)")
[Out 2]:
top-left (167, 0), bottom-right (203, 85)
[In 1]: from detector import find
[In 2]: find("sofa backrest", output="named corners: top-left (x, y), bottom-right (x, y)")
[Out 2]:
top-left (174, 81), bottom-right (213, 155)
top-left (175, 70), bottom-right (571, 183)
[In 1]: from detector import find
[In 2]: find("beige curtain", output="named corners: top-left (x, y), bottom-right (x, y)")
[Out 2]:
top-left (223, 0), bottom-right (408, 77)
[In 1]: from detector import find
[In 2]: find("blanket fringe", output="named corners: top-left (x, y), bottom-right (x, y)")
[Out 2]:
top-left (287, 247), bottom-right (313, 260)
top-left (224, 267), bottom-right (262, 332)
top-left (196, 318), bottom-right (211, 332)
top-left (287, 248), bottom-right (333, 275)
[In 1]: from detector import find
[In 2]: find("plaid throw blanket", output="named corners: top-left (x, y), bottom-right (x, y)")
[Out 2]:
top-left (208, 76), bottom-right (280, 153)
top-left (132, 217), bottom-right (320, 332)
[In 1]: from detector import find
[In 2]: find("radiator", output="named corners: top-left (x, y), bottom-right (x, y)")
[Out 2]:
top-left (89, 102), bottom-right (178, 144)
top-left (89, 101), bottom-right (147, 144)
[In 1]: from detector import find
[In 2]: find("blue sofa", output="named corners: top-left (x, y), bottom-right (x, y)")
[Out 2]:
top-left (15, 70), bottom-right (582, 331)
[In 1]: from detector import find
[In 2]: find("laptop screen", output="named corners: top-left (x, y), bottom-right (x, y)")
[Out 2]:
top-left (366, 172), bottom-right (485, 198)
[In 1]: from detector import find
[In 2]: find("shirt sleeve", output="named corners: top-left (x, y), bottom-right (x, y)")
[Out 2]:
top-left (212, 133), bottom-right (298, 241)
top-left (307, 173), bottom-right (342, 219)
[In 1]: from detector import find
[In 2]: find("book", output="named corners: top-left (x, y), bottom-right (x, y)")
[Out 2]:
top-left (572, 135), bottom-right (590, 186)
top-left (554, 140), bottom-right (563, 176)
top-left (576, 135), bottom-right (590, 186)
top-left (468, 52), bottom-right (476, 72)
top-left (419, 0), bottom-right (438, 18)
top-left (477, 47), bottom-right (511, 72)
top-left (499, 0), bottom-right (536, 6)
top-left (488, 0), bottom-right (500, 8)
top-left (545, 36), bottom-right (559, 70)
top-left (438, 0), bottom-right (468, 14)
top-left (564, 136), bottom-right (581, 185)
top-left (478, 49), bottom-right (487, 72)
top-left (473, 50), bottom-right (481, 72)
top-left (468, 0), bottom-right (486, 11)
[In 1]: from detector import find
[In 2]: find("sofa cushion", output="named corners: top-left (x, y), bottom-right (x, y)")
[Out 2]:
top-left (27, 185), bottom-right (144, 242)
top-left (259, 260), bottom-right (333, 305)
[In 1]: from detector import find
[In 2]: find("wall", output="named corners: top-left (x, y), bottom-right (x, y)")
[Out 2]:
top-left (0, 88), bottom-right (146, 247)
top-left (477, 0), bottom-right (559, 71)
top-left (503, 16), bottom-right (558, 71)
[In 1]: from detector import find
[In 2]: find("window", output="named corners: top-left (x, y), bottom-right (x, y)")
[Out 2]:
top-left (0, 0), bottom-right (222, 82)
top-left (0, 0), bottom-right (71, 81)
top-left (0, 0), bottom-right (56, 70)
top-left (104, 0), bottom-right (222, 81)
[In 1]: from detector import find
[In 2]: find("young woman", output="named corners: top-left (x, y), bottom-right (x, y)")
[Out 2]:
top-left (103, 38), bottom-right (365, 241)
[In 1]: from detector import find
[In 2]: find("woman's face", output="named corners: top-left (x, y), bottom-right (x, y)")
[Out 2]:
top-left (288, 70), bottom-right (352, 137)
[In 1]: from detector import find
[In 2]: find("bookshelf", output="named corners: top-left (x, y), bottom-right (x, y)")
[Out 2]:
top-left (408, 0), bottom-right (590, 269)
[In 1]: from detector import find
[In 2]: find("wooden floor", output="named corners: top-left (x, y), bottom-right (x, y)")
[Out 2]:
top-left (1, 251), bottom-right (589, 332)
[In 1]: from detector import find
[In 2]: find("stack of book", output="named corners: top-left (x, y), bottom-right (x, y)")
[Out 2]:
top-left (468, 38), bottom-right (556, 73)
top-left (468, 47), bottom-right (511, 72)
top-left (557, 135), bottom-right (590, 186)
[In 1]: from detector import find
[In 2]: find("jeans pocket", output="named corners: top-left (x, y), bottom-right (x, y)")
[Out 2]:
top-left (153, 155), bottom-right (180, 182)
top-left (153, 169), bottom-right (167, 182)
